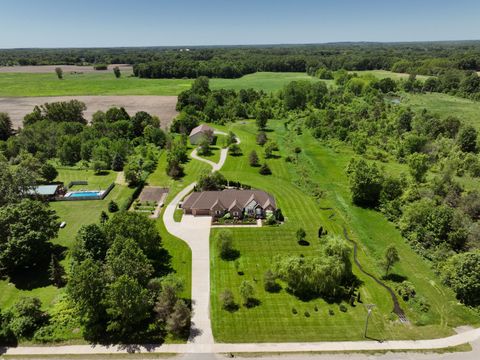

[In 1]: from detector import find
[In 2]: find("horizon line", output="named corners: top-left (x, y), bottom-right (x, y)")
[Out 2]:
top-left (1, 39), bottom-right (480, 51)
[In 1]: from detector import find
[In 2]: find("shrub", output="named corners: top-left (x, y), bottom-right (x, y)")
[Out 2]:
top-left (108, 200), bottom-right (119, 213)
top-left (292, 307), bottom-right (298, 315)
top-left (264, 270), bottom-right (280, 292)
top-left (259, 163), bottom-right (272, 175)
top-left (220, 289), bottom-right (237, 312)
top-left (328, 309), bottom-right (334, 316)
top-left (396, 281), bottom-right (416, 301)
top-left (314, 305), bottom-right (319, 312)
top-left (304, 311), bottom-right (310, 317)
top-left (339, 304), bottom-right (347, 312)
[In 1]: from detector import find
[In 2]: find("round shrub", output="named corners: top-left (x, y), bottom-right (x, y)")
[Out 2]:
top-left (292, 307), bottom-right (298, 315)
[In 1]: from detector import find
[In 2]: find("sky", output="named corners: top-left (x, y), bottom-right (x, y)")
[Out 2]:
top-left (0, 0), bottom-right (479, 48)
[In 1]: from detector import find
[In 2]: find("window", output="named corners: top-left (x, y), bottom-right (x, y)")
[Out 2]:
top-left (233, 212), bottom-right (239, 217)
top-left (215, 210), bottom-right (222, 215)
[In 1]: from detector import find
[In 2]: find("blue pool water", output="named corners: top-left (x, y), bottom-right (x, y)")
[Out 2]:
top-left (69, 191), bottom-right (101, 198)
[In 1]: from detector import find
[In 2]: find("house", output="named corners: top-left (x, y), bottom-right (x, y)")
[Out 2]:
top-left (189, 124), bottom-right (214, 145)
top-left (182, 189), bottom-right (276, 219)
top-left (28, 184), bottom-right (62, 200)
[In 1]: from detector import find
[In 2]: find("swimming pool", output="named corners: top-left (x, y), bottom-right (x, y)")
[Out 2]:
top-left (67, 191), bottom-right (102, 198)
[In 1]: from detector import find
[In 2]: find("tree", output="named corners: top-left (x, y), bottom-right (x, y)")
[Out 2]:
top-left (166, 300), bottom-right (191, 337)
top-left (92, 160), bottom-right (108, 175)
top-left (264, 270), bottom-right (280, 292)
top-left (166, 158), bottom-right (184, 179)
top-left (226, 131), bottom-right (237, 146)
top-left (6, 297), bottom-right (46, 339)
top-left (346, 159), bottom-right (384, 208)
top-left (220, 289), bottom-right (237, 311)
top-left (0, 158), bottom-right (37, 206)
top-left (441, 250), bottom-right (480, 306)
top-left (249, 150), bottom-right (259, 167)
top-left (105, 237), bottom-right (154, 285)
top-left (48, 254), bottom-right (66, 287)
top-left (102, 275), bottom-right (151, 339)
top-left (216, 230), bottom-right (238, 260)
top-left (40, 163), bottom-right (58, 182)
top-left (256, 108), bottom-right (269, 130)
top-left (104, 212), bottom-right (163, 267)
top-left (113, 66), bottom-right (121, 78)
top-left (124, 160), bottom-right (142, 185)
top-left (73, 224), bottom-right (109, 262)
top-left (407, 153), bottom-right (430, 183)
top-left (197, 171), bottom-right (226, 191)
top-left (111, 153), bottom-right (124, 171)
top-left (100, 211), bottom-right (109, 225)
top-left (382, 245), bottom-right (400, 276)
top-left (154, 275), bottom-right (184, 322)
top-left (197, 136), bottom-right (211, 156)
top-left (239, 280), bottom-right (255, 307)
top-left (229, 143), bottom-right (242, 156)
top-left (274, 236), bottom-right (353, 299)
top-left (264, 142), bottom-right (277, 159)
top-left (259, 163), bottom-right (271, 175)
top-left (67, 258), bottom-right (107, 338)
top-left (55, 67), bottom-right (63, 79)
top-left (256, 131), bottom-right (268, 146)
top-left (0, 199), bottom-right (58, 275)
top-left (108, 200), bottom-right (119, 213)
top-left (457, 126), bottom-right (478, 153)
top-left (0, 112), bottom-right (13, 141)
top-left (296, 227), bottom-right (306, 241)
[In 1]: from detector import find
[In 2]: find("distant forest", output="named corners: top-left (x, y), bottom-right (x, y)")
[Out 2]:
top-left (1, 41), bottom-right (480, 79)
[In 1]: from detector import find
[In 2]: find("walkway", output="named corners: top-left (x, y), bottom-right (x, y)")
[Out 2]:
top-left (3, 327), bottom-right (480, 356)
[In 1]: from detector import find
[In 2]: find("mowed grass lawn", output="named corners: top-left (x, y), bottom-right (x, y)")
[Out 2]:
top-left (0, 168), bottom-right (134, 312)
top-left (0, 72), bottom-right (322, 97)
top-left (209, 120), bottom-right (479, 343)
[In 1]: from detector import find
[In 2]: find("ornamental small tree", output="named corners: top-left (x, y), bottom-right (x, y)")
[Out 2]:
top-left (113, 66), bottom-right (121, 78)
top-left (55, 67), bottom-right (63, 79)
top-left (108, 200), bottom-right (119, 213)
top-left (249, 150), bottom-right (259, 167)
top-left (259, 163), bottom-right (271, 175)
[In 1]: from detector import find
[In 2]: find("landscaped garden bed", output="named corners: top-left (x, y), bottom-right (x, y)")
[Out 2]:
top-left (213, 217), bottom-right (258, 226)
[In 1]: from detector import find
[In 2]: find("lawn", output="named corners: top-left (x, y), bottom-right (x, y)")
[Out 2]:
top-left (402, 92), bottom-right (480, 130)
top-left (0, 72), bottom-right (322, 97)
top-left (209, 120), bottom-right (479, 343)
top-left (0, 168), bottom-right (135, 312)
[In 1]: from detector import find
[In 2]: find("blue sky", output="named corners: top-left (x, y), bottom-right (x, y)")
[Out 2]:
top-left (0, 0), bottom-right (479, 48)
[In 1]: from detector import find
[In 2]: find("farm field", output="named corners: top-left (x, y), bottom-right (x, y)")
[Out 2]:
top-left (0, 95), bottom-right (178, 129)
top-left (0, 72), bottom-right (321, 98)
top-left (209, 120), bottom-right (479, 343)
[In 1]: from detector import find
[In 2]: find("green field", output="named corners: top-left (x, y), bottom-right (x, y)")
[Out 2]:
top-left (403, 92), bottom-right (480, 130)
top-left (0, 72), bottom-right (321, 97)
top-left (209, 120), bottom-right (478, 343)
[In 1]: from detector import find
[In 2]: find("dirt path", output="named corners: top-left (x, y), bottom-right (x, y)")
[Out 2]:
top-left (0, 95), bottom-right (178, 129)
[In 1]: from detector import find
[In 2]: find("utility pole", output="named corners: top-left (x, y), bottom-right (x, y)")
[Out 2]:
top-left (364, 304), bottom-right (376, 338)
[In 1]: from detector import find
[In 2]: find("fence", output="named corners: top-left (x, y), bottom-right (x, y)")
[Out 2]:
top-left (55, 183), bottom-right (115, 201)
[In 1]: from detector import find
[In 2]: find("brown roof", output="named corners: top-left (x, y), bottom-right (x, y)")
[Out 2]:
top-left (189, 124), bottom-right (214, 137)
top-left (182, 189), bottom-right (276, 211)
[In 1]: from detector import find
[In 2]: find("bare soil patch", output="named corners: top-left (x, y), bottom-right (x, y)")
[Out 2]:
top-left (0, 64), bottom-right (133, 73)
top-left (0, 95), bottom-right (178, 129)
top-left (139, 187), bottom-right (169, 203)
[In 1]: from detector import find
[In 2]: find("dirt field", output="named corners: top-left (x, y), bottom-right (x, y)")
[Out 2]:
top-left (0, 95), bottom-right (178, 129)
top-left (0, 64), bottom-right (133, 73)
